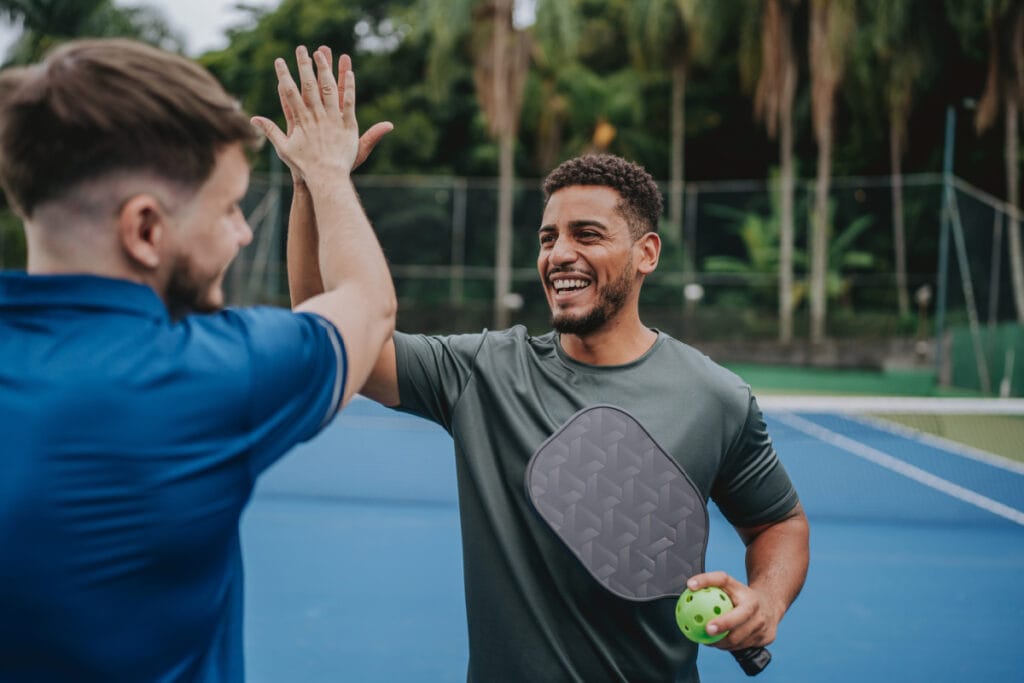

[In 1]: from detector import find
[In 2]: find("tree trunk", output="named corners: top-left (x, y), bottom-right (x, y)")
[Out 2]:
top-left (810, 122), bottom-right (832, 345)
top-left (1006, 98), bottom-right (1024, 322)
top-left (492, 0), bottom-right (515, 329)
top-left (670, 58), bottom-right (687, 257)
top-left (494, 126), bottom-right (515, 329)
top-left (890, 118), bottom-right (910, 318)
top-left (778, 42), bottom-right (797, 345)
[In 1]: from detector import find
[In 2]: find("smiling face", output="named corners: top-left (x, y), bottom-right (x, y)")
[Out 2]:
top-left (538, 185), bottom-right (654, 337)
top-left (164, 143), bottom-right (253, 317)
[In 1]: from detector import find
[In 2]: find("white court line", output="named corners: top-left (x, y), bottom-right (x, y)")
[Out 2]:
top-left (773, 412), bottom-right (1024, 527)
top-left (759, 395), bottom-right (1024, 414)
top-left (846, 414), bottom-right (1024, 475)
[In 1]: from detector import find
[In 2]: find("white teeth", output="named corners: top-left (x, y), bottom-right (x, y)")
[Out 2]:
top-left (552, 279), bottom-right (590, 291)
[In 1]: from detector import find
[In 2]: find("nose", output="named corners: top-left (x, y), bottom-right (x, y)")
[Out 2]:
top-left (238, 218), bottom-right (254, 247)
top-left (549, 234), bottom-right (577, 266)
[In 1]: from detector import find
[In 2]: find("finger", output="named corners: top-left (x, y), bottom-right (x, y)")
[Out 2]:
top-left (708, 599), bottom-right (755, 636)
top-left (340, 66), bottom-right (356, 126)
top-left (294, 45), bottom-right (325, 116)
top-left (250, 116), bottom-right (288, 152)
top-left (314, 48), bottom-right (339, 115)
top-left (335, 51), bottom-right (350, 110)
top-left (279, 87), bottom-right (297, 134)
top-left (686, 571), bottom-right (730, 591)
top-left (353, 121), bottom-right (394, 169)
top-left (274, 57), bottom-right (307, 127)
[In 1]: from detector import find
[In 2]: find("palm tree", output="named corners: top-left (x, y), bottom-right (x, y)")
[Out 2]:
top-left (860, 0), bottom-right (929, 320)
top-left (623, 0), bottom-right (722, 263)
top-left (807, 0), bottom-right (855, 344)
top-left (740, 0), bottom-right (800, 344)
top-left (972, 0), bottom-right (1024, 323)
top-left (421, 0), bottom-right (579, 328)
top-left (524, 0), bottom-right (580, 174)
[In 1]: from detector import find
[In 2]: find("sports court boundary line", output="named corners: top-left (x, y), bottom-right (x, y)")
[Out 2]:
top-left (773, 412), bottom-right (1024, 527)
top-left (846, 414), bottom-right (1024, 475)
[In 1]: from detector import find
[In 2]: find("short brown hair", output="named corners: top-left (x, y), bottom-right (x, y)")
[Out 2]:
top-left (0, 38), bottom-right (260, 217)
top-left (542, 154), bottom-right (663, 239)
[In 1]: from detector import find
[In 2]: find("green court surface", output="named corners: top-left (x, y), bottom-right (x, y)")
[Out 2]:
top-left (870, 413), bottom-right (1024, 464)
top-left (724, 364), bottom-right (1024, 464)
top-left (723, 364), bottom-right (949, 397)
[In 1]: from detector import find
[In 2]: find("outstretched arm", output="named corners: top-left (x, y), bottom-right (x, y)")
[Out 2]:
top-left (687, 502), bottom-right (809, 651)
top-left (285, 48), bottom-right (392, 308)
top-left (251, 46), bottom-right (396, 408)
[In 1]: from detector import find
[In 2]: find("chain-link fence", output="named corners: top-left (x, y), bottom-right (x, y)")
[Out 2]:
top-left (3, 171), bottom-right (1020, 351)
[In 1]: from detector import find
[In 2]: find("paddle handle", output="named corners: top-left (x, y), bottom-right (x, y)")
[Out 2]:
top-left (732, 646), bottom-right (771, 676)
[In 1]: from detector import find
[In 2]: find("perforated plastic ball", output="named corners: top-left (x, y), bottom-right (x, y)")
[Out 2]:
top-left (675, 587), bottom-right (733, 644)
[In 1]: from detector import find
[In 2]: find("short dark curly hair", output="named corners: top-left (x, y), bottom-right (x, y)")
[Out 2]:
top-left (542, 154), bottom-right (663, 239)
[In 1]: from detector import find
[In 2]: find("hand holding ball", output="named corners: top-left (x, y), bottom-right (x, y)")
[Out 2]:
top-left (675, 587), bottom-right (733, 644)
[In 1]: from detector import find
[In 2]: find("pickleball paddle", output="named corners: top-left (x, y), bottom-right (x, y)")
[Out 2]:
top-left (525, 404), bottom-right (771, 676)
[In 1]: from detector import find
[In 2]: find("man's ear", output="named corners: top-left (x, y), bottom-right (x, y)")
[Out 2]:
top-left (637, 232), bottom-right (661, 275)
top-left (117, 194), bottom-right (168, 270)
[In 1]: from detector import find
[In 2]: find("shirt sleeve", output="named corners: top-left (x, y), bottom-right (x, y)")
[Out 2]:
top-left (233, 308), bottom-right (346, 476)
top-left (392, 330), bottom-right (486, 432)
top-left (710, 394), bottom-right (799, 528)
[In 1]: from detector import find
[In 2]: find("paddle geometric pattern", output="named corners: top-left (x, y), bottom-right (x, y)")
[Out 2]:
top-left (526, 405), bottom-right (709, 600)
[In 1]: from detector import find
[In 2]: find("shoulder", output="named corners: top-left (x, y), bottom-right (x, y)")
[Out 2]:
top-left (655, 333), bottom-right (753, 412)
top-left (395, 325), bottom-right (550, 359)
top-left (184, 306), bottom-right (331, 344)
top-left (170, 306), bottom-right (339, 376)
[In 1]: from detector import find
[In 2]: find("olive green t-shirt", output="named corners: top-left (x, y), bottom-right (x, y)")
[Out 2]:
top-left (393, 326), bottom-right (798, 683)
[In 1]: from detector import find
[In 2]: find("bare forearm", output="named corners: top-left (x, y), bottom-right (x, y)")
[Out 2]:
top-left (256, 46), bottom-right (396, 406)
top-left (743, 504), bottom-right (810, 624)
top-left (307, 178), bottom-right (393, 301)
top-left (287, 180), bottom-right (324, 306)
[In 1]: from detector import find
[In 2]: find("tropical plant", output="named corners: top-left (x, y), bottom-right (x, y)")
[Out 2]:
top-left (0, 0), bottom-right (182, 64)
top-left (703, 196), bottom-right (874, 314)
top-left (621, 0), bottom-right (732, 263)
top-left (807, 0), bottom-right (855, 343)
top-left (740, 0), bottom-right (801, 343)
top-left (854, 0), bottom-right (933, 321)
top-left (954, 0), bottom-right (1024, 323)
top-left (417, 0), bottom-right (582, 327)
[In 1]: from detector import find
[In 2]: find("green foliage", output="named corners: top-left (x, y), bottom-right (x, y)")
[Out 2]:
top-left (0, 0), bottom-right (183, 63)
top-left (0, 209), bottom-right (26, 269)
top-left (703, 191), bottom-right (875, 311)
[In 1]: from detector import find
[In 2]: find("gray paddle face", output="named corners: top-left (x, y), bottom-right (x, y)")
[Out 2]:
top-left (525, 405), bottom-right (709, 601)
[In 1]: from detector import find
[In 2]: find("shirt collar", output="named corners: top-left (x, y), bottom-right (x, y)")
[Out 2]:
top-left (0, 272), bottom-right (169, 322)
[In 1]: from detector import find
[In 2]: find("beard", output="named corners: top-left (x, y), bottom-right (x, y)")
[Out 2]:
top-left (550, 259), bottom-right (634, 336)
top-left (165, 254), bottom-right (223, 320)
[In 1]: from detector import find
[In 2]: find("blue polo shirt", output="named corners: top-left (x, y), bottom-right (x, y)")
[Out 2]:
top-left (0, 272), bottom-right (346, 682)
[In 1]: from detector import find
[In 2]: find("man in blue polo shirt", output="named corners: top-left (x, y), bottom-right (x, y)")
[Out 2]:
top-left (0, 40), bottom-right (395, 681)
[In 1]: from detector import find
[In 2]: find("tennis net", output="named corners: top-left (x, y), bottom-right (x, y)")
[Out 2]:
top-left (757, 396), bottom-right (1024, 526)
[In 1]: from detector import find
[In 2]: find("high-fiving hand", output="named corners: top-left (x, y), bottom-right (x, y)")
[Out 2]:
top-left (251, 46), bottom-right (392, 186)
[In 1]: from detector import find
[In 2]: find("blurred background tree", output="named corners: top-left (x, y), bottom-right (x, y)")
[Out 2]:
top-left (1, 0), bottom-right (1020, 346)
top-left (0, 0), bottom-right (182, 62)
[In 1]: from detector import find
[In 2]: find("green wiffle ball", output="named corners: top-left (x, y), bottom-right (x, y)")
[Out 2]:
top-left (675, 587), bottom-right (733, 644)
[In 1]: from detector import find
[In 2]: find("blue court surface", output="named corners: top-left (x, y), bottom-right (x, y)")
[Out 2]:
top-left (242, 398), bottom-right (1024, 682)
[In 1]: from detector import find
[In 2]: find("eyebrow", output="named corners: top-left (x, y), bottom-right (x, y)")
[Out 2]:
top-left (538, 219), bottom-right (610, 233)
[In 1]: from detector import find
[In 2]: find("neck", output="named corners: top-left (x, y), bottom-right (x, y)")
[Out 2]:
top-left (25, 221), bottom-right (153, 289)
top-left (557, 315), bottom-right (657, 366)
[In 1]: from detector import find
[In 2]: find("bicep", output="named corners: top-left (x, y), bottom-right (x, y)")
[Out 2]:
top-left (360, 336), bottom-right (400, 407)
top-left (296, 286), bottom-right (394, 408)
top-left (735, 501), bottom-right (808, 547)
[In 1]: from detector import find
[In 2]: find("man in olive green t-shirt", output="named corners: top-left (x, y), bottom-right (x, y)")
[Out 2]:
top-left (291, 150), bottom-right (809, 682)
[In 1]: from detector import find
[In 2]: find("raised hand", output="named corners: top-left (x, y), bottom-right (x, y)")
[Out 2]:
top-left (251, 46), bottom-right (368, 187)
top-left (328, 49), bottom-right (393, 170)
